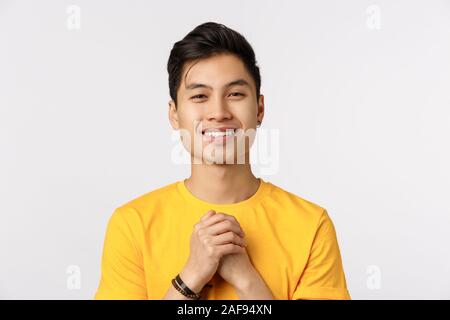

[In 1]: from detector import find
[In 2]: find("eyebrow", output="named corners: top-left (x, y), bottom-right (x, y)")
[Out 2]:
top-left (185, 79), bottom-right (251, 91)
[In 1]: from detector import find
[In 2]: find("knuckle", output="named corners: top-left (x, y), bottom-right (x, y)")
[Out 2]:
top-left (217, 213), bottom-right (226, 220)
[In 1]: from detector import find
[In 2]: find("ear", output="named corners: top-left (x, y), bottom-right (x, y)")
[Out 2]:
top-left (168, 100), bottom-right (179, 130)
top-left (257, 94), bottom-right (265, 125)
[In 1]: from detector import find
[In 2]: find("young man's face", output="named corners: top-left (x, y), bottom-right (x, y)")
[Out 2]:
top-left (169, 53), bottom-right (264, 165)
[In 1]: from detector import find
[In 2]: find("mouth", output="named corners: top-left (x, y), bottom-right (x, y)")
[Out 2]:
top-left (201, 127), bottom-right (239, 143)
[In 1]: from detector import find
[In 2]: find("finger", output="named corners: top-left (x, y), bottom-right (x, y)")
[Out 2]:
top-left (206, 219), bottom-right (245, 238)
top-left (210, 231), bottom-right (247, 247)
top-left (202, 212), bottom-right (243, 231)
top-left (216, 243), bottom-right (246, 257)
top-left (201, 212), bottom-right (228, 227)
top-left (217, 212), bottom-right (244, 232)
top-left (201, 210), bottom-right (216, 221)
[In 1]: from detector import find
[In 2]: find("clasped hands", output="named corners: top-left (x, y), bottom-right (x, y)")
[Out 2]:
top-left (188, 209), bottom-right (256, 291)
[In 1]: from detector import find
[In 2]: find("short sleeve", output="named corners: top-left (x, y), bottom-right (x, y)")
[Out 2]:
top-left (94, 207), bottom-right (147, 300)
top-left (292, 209), bottom-right (351, 300)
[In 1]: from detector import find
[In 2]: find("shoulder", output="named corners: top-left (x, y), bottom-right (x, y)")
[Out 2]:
top-left (265, 180), bottom-right (329, 227)
top-left (111, 181), bottom-right (180, 225)
top-left (121, 181), bottom-right (179, 209)
top-left (267, 181), bottom-right (326, 214)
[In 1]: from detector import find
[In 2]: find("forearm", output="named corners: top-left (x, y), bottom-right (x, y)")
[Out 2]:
top-left (235, 270), bottom-right (274, 300)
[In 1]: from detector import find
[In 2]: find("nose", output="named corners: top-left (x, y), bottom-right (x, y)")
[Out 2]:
top-left (205, 97), bottom-right (232, 122)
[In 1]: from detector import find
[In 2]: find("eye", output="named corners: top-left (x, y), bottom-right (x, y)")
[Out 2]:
top-left (191, 94), bottom-right (207, 100)
top-left (229, 92), bottom-right (245, 97)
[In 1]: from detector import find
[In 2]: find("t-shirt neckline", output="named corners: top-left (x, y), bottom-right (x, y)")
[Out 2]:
top-left (176, 177), bottom-right (271, 209)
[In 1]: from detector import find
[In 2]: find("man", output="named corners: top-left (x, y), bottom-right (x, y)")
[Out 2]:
top-left (94, 22), bottom-right (350, 300)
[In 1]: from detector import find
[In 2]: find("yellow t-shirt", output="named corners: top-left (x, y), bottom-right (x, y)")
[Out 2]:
top-left (94, 178), bottom-right (351, 300)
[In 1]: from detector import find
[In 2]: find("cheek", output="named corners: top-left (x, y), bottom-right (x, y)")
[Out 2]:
top-left (178, 108), bottom-right (203, 129)
top-left (233, 107), bottom-right (256, 127)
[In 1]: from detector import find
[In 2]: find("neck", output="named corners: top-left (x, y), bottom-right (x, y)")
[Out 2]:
top-left (185, 161), bottom-right (260, 205)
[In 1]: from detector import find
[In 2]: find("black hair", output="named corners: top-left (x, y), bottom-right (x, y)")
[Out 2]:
top-left (167, 22), bottom-right (261, 107)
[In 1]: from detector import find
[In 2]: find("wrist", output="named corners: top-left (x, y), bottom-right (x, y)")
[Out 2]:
top-left (179, 266), bottom-right (208, 294)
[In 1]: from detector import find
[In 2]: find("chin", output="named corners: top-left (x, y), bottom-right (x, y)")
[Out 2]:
top-left (197, 150), bottom-right (249, 165)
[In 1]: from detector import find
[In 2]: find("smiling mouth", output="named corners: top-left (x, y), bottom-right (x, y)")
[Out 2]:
top-left (202, 129), bottom-right (237, 138)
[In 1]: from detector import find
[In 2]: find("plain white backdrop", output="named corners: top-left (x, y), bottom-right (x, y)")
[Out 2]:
top-left (1, 0), bottom-right (449, 299)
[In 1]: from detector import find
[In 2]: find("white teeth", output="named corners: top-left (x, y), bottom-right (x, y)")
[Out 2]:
top-left (204, 130), bottom-right (235, 137)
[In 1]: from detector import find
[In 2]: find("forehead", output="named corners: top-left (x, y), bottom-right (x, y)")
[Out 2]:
top-left (180, 53), bottom-right (254, 91)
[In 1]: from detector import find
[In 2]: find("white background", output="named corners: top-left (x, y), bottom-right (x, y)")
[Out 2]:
top-left (1, 0), bottom-right (449, 299)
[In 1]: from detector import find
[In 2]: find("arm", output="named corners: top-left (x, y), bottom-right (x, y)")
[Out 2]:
top-left (291, 209), bottom-right (351, 300)
top-left (94, 207), bottom-right (147, 300)
top-left (234, 266), bottom-right (274, 300)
